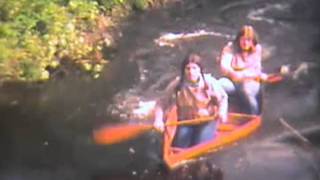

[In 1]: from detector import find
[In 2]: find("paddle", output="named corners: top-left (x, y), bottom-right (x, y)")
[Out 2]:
top-left (240, 65), bottom-right (292, 84)
top-left (93, 112), bottom-right (257, 145)
top-left (231, 73), bottom-right (283, 84)
top-left (93, 115), bottom-right (217, 145)
top-left (265, 64), bottom-right (294, 83)
top-left (263, 73), bottom-right (284, 83)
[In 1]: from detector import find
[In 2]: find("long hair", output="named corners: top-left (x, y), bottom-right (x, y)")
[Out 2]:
top-left (234, 25), bottom-right (259, 53)
top-left (176, 53), bottom-right (207, 92)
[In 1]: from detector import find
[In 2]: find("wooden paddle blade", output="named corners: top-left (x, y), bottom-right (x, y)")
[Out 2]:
top-left (93, 124), bottom-right (153, 145)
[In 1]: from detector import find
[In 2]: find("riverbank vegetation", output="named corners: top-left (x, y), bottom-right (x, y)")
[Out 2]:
top-left (0, 0), bottom-right (168, 82)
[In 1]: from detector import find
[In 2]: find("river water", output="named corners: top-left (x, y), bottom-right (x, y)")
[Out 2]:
top-left (0, 0), bottom-right (320, 180)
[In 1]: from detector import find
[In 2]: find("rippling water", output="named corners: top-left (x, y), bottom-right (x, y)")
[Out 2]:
top-left (0, 0), bottom-right (320, 179)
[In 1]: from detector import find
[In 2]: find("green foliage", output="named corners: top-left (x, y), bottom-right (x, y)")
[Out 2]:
top-left (0, 0), bottom-right (105, 81)
top-left (132, 0), bottom-right (149, 11)
top-left (0, 0), bottom-right (153, 81)
top-left (96, 0), bottom-right (127, 11)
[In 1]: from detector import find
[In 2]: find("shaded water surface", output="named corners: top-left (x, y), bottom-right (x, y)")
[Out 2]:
top-left (1, 0), bottom-right (320, 179)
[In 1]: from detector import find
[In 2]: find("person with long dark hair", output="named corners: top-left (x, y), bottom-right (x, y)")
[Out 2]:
top-left (153, 53), bottom-right (228, 148)
top-left (218, 25), bottom-right (268, 115)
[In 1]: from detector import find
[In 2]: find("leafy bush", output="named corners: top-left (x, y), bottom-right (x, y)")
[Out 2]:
top-left (0, 0), bottom-right (154, 81)
top-left (0, 0), bottom-right (102, 81)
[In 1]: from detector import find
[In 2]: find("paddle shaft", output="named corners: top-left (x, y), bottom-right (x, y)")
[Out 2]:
top-left (165, 115), bottom-right (217, 126)
top-left (157, 113), bottom-right (254, 130)
top-left (231, 64), bottom-right (294, 84)
top-left (164, 113), bottom-right (257, 127)
top-left (231, 73), bottom-right (283, 84)
top-left (93, 112), bottom-right (255, 145)
top-left (229, 112), bottom-right (258, 119)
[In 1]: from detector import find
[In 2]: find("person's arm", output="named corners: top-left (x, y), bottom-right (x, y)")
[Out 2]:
top-left (153, 77), bottom-right (180, 132)
top-left (153, 105), bottom-right (165, 132)
top-left (215, 83), bottom-right (228, 123)
top-left (207, 75), bottom-right (228, 123)
top-left (220, 42), bottom-right (234, 76)
top-left (220, 43), bottom-right (244, 81)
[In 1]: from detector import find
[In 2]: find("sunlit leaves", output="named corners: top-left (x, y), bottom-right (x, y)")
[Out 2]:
top-left (132, 0), bottom-right (149, 10)
top-left (0, 0), bottom-right (106, 81)
top-left (0, 0), bottom-right (153, 81)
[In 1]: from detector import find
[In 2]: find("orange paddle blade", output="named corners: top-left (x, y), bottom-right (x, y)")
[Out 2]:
top-left (93, 124), bottom-right (153, 145)
top-left (266, 74), bottom-right (283, 83)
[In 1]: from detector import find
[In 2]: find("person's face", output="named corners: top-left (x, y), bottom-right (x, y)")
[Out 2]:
top-left (185, 62), bottom-right (201, 83)
top-left (239, 36), bottom-right (254, 51)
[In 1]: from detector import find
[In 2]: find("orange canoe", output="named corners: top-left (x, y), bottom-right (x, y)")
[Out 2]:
top-left (163, 106), bottom-right (261, 170)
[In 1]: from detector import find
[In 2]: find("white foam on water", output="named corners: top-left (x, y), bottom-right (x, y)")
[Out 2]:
top-left (154, 29), bottom-right (232, 47)
top-left (248, 3), bottom-right (290, 24)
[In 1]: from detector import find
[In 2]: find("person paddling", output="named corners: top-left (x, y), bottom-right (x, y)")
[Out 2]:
top-left (218, 25), bottom-right (268, 115)
top-left (154, 53), bottom-right (228, 148)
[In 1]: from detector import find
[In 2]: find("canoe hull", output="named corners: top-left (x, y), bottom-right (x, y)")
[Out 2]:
top-left (163, 106), bottom-right (261, 170)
